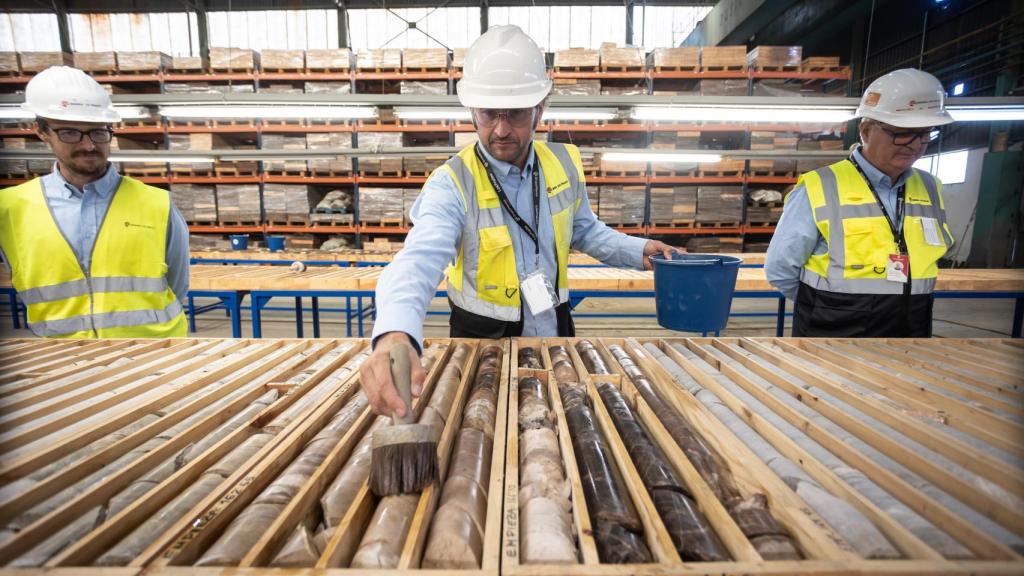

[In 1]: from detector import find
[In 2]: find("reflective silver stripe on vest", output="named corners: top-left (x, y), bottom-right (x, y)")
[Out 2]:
top-left (801, 164), bottom-right (944, 295)
top-left (18, 276), bottom-right (170, 305)
top-left (801, 267), bottom-right (936, 295)
top-left (917, 169), bottom-right (955, 246)
top-left (446, 143), bottom-right (582, 321)
top-left (28, 298), bottom-right (184, 337)
top-left (18, 278), bottom-right (90, 305)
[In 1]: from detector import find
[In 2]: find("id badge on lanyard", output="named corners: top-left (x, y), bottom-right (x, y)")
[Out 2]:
top-left (851, 157), bottom-right (908, 285)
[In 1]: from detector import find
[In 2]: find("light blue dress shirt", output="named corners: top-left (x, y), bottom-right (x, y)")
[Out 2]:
top-left (0, 163), bottom-right (190, 302)
top-left (765, 148), bottom-right (910, 300)
top-left (372, 142), bottom-right (648, 348)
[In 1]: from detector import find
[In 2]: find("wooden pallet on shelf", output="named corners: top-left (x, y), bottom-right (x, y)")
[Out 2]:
top-left (650, 219), bottom-right (696, 229)
top-left (306, 168), bottom-right (353, 177)
top-left (357, 170), bottom-right (404, 178)
top-left (266, 213), bottom-right (312, 226)
top-left (215, 166), bottom-right (259, 177)
top-left (598, 169), bottom-right (646, 178)
top-left (264, 169), bottom-right (308, 177)
top-left (216, 218), bottom-right (261, 227)
top-left (695, 220), bottom-right (742, 228)
top-left (310, 213), bottom-right (355, 226)
top-left (359, 217), bottom-right (405, 228)
top-left (121, 165), bottom-right (168, 177)
top-left (170, 166), bottom-right (214, 176)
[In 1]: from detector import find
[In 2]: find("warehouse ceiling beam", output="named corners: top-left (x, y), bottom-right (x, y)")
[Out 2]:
top-left (51, 0), bottom-right (72, 53)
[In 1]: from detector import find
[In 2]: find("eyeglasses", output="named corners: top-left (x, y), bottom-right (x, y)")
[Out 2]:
top-left (473, 108), bottom-right (536, 128)
top-left (877, 126), bottom-right (940, 146)
top-left (48, 127), bottom-right (114, 144)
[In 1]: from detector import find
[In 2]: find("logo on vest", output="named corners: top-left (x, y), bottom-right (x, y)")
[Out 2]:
top-left (546, 179), bottom-right (568, 193)
top-left (124, 221), bottom-right (155, 230)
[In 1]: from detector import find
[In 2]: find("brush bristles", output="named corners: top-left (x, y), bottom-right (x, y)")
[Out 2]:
top-left (369, 441), bottom-right (439, 496)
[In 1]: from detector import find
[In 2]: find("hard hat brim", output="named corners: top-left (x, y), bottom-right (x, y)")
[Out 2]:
top-left (21, 103), bottom-right (121, 124)
top-left (857, 107), bottom-right (954, 128)
top-left (457, 78), bottom-right (551, 110)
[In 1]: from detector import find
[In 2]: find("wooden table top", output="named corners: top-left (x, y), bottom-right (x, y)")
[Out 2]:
top-left (3, 266), bottom-right (1022, 293)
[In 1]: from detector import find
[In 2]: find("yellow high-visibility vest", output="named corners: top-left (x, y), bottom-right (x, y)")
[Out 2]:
top-left (0, 175), bottom-right (187, 338)
top-left (796, 158), bottom-right (953, 295)
top-left (440, 141), bottom-right (585, 322)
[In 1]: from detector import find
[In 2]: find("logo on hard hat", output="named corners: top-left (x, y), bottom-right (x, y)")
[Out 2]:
top-left (59, 100), bottom-right (70, 109)
top-left (864, 92), bottom-right (881, 107)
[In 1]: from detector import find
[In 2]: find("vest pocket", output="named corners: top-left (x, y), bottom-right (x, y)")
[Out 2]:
top-left (843, 218), bottom-right (889, 277)
top-left (904, 216), bottom-right (948, 279)
top-left (477, 225), bottom-right (517, 306)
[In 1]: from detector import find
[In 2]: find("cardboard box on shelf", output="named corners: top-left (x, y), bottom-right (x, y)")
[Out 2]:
top-left (116, 51), bottom-right (173, 72)
top-left (260, 49), bottom-right (304, 71)
top-left (209, 47), bottom-right (259, 70)
top-left (18, 51), bottom-right (72, 72)
top-left (597, 185), bottom-right (645, 225)
top-left (356, 49), bottom-right (401, 70)
top-left (648, 47), bottom-right (700, 70)
top-left (358, 187), bottom-right (405, 223)
top-left (356, 132), bottom-right (403, 174)
top-left (72, 51), bottom-right (117, 72)
top-left (171, 184), bottom-right (217, 223)
top-left (553, 48), bottom-right (599, 69)
top-left (599, 43), bottom-right (643, 69)
top-left (402, 48), bottom-right (447, 70)
top-left (552, 78), bottom-right (601, 96)
top-left (649, 186), bottom-right (697, 223)
top-left (0, 138), bottom-right (28, 176)
top-left (215, 184), bottom-right (261, 223)
top-left (701, 46), bottom-right (747, 69)
top-left (304, 81), bottom-right (351, 94)
top-left (399, 81), bottom-right (448, 95)
top-left (697, 185), bottom-right (744, 223)
top-left (168, 55), bottom-right (206, 71)
top-left (0, 52), bottom-right (20, 74)
top-left (747, 45), bottom-right (802, 69)
top-left (306, 132), bottom-right (353, 174)
top-left (262, 134), bottom-right (308, 173)
top-left (305, 48), bottom-right (352, 70)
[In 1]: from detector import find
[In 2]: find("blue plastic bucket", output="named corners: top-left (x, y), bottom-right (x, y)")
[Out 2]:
top-left (651, 253), bottom-right (743, 334)
top-left (265, 236), bottom-right (286, 252)
top-left (229, 235), bottom-right (249, 251)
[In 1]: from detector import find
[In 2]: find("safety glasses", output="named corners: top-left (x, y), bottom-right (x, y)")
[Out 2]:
top-left (473, 108), bottom-right (536, 128)
top-left (878, 125), bottom-right (940, 146)
top-left (49, 127), bottom-right (114, 144)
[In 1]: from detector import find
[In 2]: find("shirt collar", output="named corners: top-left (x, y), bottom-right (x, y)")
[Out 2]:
top-left (852, 147), bottom-right (910, 189)
top-left (478, 141), bottom-right (536, 178)
top-left (46, 161), bottom-right (121, 199)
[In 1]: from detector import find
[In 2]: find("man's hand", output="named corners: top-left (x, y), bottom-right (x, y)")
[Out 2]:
top-left (642, 240), bottom-right (683, 270)
top-left (360, 331), bottom-right (426, 417)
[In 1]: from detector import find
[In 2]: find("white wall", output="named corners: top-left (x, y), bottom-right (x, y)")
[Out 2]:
top-left (937, 147), bottom-right (986, 263)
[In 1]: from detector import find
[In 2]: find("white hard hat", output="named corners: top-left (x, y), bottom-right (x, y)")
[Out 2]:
top-left (856, 68), bottom-right (954, 128)
top-left (22, 66), bottom-right (120, 123)
top-left (457, 25), bottom-right (551, 109)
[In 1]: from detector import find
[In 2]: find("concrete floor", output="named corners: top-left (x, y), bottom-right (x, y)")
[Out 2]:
top-left (2, 294), bottom-right (1017, 339)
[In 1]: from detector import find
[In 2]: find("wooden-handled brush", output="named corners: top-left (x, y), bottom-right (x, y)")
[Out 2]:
top-left (369, 345), bottom-right (440, 496)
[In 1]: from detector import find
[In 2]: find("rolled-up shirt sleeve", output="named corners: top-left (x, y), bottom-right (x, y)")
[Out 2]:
top-left (570, 187), bottom-right (648, 269)
top-left (371, 169), bottom-right (465, 351)
top-left (765, 184), bottom-right (824, 300)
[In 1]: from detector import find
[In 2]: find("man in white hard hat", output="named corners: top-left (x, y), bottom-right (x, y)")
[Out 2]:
top-left (0, 66), bottom-right (189, 338)
top-left (766, 68), bottom-right (955, 337)
top-left (360, 25), bottom-right (677, 416)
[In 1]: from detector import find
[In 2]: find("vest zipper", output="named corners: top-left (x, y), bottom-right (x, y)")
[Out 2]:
top-left (83, 272), bottom-right (97, 337)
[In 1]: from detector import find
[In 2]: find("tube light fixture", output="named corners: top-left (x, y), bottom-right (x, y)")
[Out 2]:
top-left (947, 106), bottom-right (1024, 122)
top-left (110, 155), bottom-right (215, 163)
top-left (0, 106), bottom-right (150, 121)
top-left (157, 105), bottom-right (377, 120)
top-left (543, 108), bottom-right (618, 121)
top-left (632, 106), bottom-right (854, 124)
top-left (601, 152), bottom-right (723, 164)
top-left (393, 107), bottom-right (472, 121)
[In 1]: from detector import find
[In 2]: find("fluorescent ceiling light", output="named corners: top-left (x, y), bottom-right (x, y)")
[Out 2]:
top-left (110, 155), bottom-right (214, 163)
top-left (394, 107), bottom-right (471, 121)
top-left (158, 105), bottom-right (377, 120)
top-left (602, 152), bottom-right (723, 164)
top-left (632, 106), bottom-right (854, 123)
top-left (0, 106), bottom-right (149, 120)
top-left (543, 108), bottom-right (618, 121)
top-left (947, 106), bottom-right (1024, 122)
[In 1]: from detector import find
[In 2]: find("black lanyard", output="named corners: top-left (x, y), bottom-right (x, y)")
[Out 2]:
top-left (474, 143), bottom-right (541, 257)
top-left (850, 156), bottom-right (907, 254)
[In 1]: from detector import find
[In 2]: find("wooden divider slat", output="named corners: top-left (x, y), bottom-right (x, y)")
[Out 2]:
top-left (791, 340), bottom-right (1024, 458)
